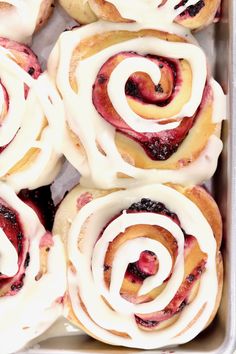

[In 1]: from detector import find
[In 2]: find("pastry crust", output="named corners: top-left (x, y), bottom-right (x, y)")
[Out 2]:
top-left (175, 0), bottom-right (221, 30)
top-left (59, 0), bottom-right (97, 24)
top-left (35, 0), bottom-right (55, 32)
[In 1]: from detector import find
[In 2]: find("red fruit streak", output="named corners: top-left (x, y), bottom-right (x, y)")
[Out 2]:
top-left (135, 259), bottom-right (206, 327)
top-left (92, 51), bottom-right (207, 161)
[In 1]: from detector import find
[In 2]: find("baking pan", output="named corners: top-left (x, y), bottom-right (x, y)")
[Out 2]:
top-left (19, 0), bottom-right (236, 352)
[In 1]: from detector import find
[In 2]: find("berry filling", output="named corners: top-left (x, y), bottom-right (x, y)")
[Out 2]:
top-left (127, 198), bottom-right (180, 225)
top-left (174, 0), bottom-right (189, 10)
top-left (126, 251), bottom-right (159, 284)
top-left (135, 258), bottom-right (206, 329)
top-left (0, 38), bottom-right (41, 82)
top-left (178, 0), bottom-right (205, 18)
top-left (0, 201), bottom-right (28, 296)
top-left (124, 200), bottom-right (179, 286)
top-left (18, 185), bottom-right (55, 231)
top-left (93, 51), bottom-right (197, 161)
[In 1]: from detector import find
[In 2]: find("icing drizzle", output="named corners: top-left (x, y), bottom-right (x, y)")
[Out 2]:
top-left (0, 0), bottom-right (45, 43)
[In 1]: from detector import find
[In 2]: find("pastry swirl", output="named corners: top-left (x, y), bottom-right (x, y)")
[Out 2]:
top-left (59, 0), bottom-right (221, 31)
top-left (53, 183), bottom-right (223, 349)
top-left (0, 38), bottom-right (63, 191)
top-left (48, 22), bottom-right (225, 189)
top-left (0, 182), bottom-right (66, 354)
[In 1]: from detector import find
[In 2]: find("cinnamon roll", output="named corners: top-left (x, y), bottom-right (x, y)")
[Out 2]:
top-left (0, 37), bottom-right (63, 191)
top-left (59, 0), bottom-right (220, 30)
top-left (0, 182), bottom-right (66, 354)
top-left (0, 0), bottom-right (54, 43)
top-left (53, 183), bottom-right (223, 349)
top-left (48, 22), bottom-right (225, 189)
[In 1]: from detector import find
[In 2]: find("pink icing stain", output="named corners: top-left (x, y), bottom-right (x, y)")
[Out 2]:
top-left (76, 192), bottom-right (93, 210)
top-left (39, 232), bottom-right (54, 248)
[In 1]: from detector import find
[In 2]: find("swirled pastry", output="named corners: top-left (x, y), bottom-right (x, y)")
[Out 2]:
top-left (48, 22), bottom-right (225, 189)
top-left (59, 0), bottom-right (220, 30)
top-left (0, 182), bottom-right (66, 354)
top-left (53, 183), bottom-right (223, 349)
top-left (0, 37), bottom-right (63, 191)
top-left (0, 0), bottom-right (54, 43)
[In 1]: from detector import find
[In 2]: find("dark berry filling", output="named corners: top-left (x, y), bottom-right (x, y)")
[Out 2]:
top-left (125, 80), bottom-right (142, 99)
top-left (18, 185), bottom-right (55, 231)
top-left (10, 273), bottom-right (25, 291)
top-left (27, 67), bottom-right (35, 76)
top-left (187, 0), bottom-right (205, 17)
top-left (179, 0), bottom-right (205, 17)
top-left (142, 137), bottom-right (179, 160)
top-left (135, 316), bottom-right (159, 328)
top-left (135, 259), bottom-right (206, 328)
top-left (127, 198), bottom-right (180, 224)
top-left (24, 252), bottom-right (30, 268)
top-left (174, 0), bottom-right (189, 10)
top-left (126, 251), bottom-right (158, 283)
top-left (0, 202), bottom-right (28, 294)
top-left (124, 55), bottom-right (177, 107)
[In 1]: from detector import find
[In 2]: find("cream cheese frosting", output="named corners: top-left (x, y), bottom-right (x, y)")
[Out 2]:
top-left (0, 46), bottom-right (64, 192)
top-left (104, 0), bottom-right (204, 25)
top-left (48, 21), bottom-right (225, 189)
top-left (0, 182), bottom-right (66, 354)
top-left (0, 0), bottom-right (45, 43)
top-left (66, 184), bottom-right (218, 349)
top-left (86, 0), bottom-right (219, 32)
top-left (0, 227), bottom-right (18, 277)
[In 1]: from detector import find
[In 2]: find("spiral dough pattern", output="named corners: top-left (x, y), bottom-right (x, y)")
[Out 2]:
top-left (48, 21), bottom-right (225, 189)
top-left (0, 38), bottom-right (63, 191)
top-left (54, 184), bottom-right (223, 349)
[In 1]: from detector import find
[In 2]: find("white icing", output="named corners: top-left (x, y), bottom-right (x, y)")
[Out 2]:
top-left (107, 56), bottom-right (179, 132)
top-left (102, 0), bottom-right (214, 29)
top-left (211, 78), bottom-right (227, 123)
top-left (86, 0), bottom-right (218, 33)
top-left (105, 38), bottom-right (207, 130)
top-left (66, 184), bottom-right (218, 349)
top-left (48, 22), bottom-right (225, 188)
top-left (0, 46), bottom-right (64, 191)
top-left (0, 182), bottom-right (66, 354)
top-left (0, 84), bottom-right (5, 115)
top-left (0, 228), bottom-right (18, 277)
top-left (0, 0), bottom-right (45, 43)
